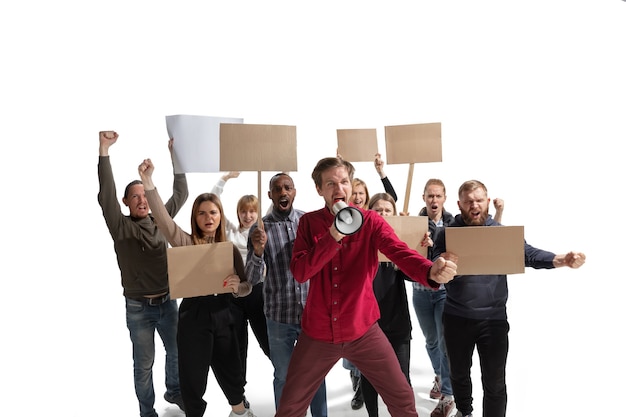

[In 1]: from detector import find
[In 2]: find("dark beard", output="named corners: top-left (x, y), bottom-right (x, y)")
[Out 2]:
top-left (460, 209), bottom-right (488, 226)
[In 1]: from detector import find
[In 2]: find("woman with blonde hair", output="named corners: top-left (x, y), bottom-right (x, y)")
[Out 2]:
top-left (211, 172), bottom-right (270, 408)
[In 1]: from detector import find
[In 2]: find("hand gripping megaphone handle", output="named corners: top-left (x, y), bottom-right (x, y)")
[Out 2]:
top-left (332, 201), bottom-right (364, 235)
top-left (338, 209), bottom-right (353, 225)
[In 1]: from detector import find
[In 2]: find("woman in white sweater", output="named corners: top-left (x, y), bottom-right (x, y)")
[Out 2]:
top-left (212, 172), bottom-right (271, 407)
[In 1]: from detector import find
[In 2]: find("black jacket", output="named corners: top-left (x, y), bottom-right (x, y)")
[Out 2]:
top-left (432, 214), bottom-right (556, 320)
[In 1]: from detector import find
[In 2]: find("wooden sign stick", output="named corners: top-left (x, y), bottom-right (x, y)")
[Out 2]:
top-left (257, 171), bottom-right (263, 228)
top-left (403, 163), bottom-right (414, 215)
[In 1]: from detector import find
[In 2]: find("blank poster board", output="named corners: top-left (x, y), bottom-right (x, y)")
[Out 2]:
top-left (384, 123), bottom-right (442, 164)
top-left (379, 216), bottom-right (429, 262)
top-left (220, 123), bottom-right (297, 172)
top-left (337, 128), bottom-right (379, 162)
top-left (165, 114), bottom-right (244, 174)
top-left (167, 242), bottom-right (235, 299)
top-left (445, 226), bottom-right (525, 275)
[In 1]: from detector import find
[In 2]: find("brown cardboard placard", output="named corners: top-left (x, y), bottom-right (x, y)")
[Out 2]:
top-left (384, 122), bottom-right (442, 164)
top-left (219, 123), bottom-right (297, 172)
top-left (167, 242), bottom-right (235, 299)
top-left (337, 128), bottom-right (379, 162)
top-left (379, 216), bottom-right (429, 262)
top-left (445, 226), bottom-right (525, 275)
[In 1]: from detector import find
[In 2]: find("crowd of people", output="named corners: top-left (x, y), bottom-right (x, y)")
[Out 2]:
top-left (98, 131), bottom-right (586, 417)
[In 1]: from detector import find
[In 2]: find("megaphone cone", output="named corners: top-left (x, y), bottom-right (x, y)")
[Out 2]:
top-left (332, 201), bottom-right (364, 235)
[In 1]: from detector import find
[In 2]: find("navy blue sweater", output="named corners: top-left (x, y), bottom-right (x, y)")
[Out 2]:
top-left (432, 215), bottom-right (556, 320)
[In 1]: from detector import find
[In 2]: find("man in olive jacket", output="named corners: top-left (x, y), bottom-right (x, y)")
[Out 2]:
top-left (98, 131), bottom-right (188, 417)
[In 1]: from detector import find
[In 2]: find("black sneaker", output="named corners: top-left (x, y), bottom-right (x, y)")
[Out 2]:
top-left (243, 395), bottom-right (250, 409)
top-left (350, 370), bottom-right (359, 392)
top-left (164, 392), bottom-right (185, 412)
top-left (350, 380), bottom-right (364, 410)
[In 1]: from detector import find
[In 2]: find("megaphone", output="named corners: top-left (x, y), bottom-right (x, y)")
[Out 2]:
top-left (332, 201), bottom-right (364, 235)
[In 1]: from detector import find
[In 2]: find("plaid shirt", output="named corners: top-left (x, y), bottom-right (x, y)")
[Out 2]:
top-left (245, 208), bottom-right (307, 324)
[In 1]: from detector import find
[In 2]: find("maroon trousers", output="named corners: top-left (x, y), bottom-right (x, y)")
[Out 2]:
top-left (275, 323), bottom-right (418, 417)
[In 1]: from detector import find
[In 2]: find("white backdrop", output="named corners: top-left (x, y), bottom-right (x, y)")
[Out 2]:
top-left (2, 1), bottom-right (624, 416)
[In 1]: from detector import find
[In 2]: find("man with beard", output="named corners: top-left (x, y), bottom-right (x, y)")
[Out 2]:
top-left (245, 173), bottom-right (328, 417)
top-left (413, 179), bottom-right (504, 417)
top-left (432, 180), bottom-right (586, 417)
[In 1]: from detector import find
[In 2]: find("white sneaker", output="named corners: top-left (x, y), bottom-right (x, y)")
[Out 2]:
top-left (228, 409), bottom-right (256, 417)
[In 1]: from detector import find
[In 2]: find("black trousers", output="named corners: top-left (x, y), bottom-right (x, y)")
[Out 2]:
top-left (231, 282), bottom-right (270, 385)
top-left (178, 295), bottom-right (246, 417)
top-left (443, 313), bottom-right (509, 417)
top-left (360, 337), bottom-right (411, 417)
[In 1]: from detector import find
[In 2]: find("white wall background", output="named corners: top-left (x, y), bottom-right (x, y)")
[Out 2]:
top-left (1, 1), bottom-right (624, 416)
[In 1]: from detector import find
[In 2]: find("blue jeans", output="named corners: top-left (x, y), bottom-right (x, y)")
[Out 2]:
top-left (266, 318), bottom-right (328, 417)
top-left (412, 287), bottom-right (452, 396)
top-left (342, 358), bottom-right (361, 377)
top-left (126, 298), bottom-right (181, 417)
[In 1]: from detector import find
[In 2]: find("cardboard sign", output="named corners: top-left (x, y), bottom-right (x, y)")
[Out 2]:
top-left (379, 215), bottom-right (429, 262)
top-left (384, 122), bottom-right (442, 164)
top-left (337, 128), bottom-right (379, 162)
top-left (165, 114), bottom-right (244, 173)
top-left (444, 226), bottom-right (525, 275)
top-left (167, 241), bottom-right (235, 299)
top-left (219, 123), bottom-right (297, 172)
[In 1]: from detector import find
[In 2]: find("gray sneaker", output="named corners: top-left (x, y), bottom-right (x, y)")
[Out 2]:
top-left (228, 409), bottom-right (257, 417)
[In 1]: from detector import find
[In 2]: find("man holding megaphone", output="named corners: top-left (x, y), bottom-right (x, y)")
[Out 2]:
top-left (274, 157), bottom-right (457, 417)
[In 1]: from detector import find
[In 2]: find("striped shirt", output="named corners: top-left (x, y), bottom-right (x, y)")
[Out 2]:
top-left (245, 208), bottom-right (307, 324)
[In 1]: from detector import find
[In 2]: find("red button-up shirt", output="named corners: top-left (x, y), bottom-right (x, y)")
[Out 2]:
top-left (290, 206), bottom-right (436, 343)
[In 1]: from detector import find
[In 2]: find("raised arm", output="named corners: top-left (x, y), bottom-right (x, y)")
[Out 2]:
top-left (98, 131), bottom-right (125, 234)
top-left (211, 171), bottom-right (241, 195)
top-left (99, 130), bottom-right (118, 157)
top-left (245, 222), bottom-right (267, 286)
top-left (164, 138), bottom-right (189, 218)
top-left (210, 171), bottom-right (241, 233)
top-left (493, 198), bottom-right (504, 224)
top-left (138, 158), bottom-right (191, 247)
top-left (138, 158), bottom-right (156, 189)
top-left (375, 153), bottom-right (398, 201)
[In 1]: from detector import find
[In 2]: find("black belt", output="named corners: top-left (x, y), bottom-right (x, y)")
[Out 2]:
top-left (129, 293), bottom-right (170, 306)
